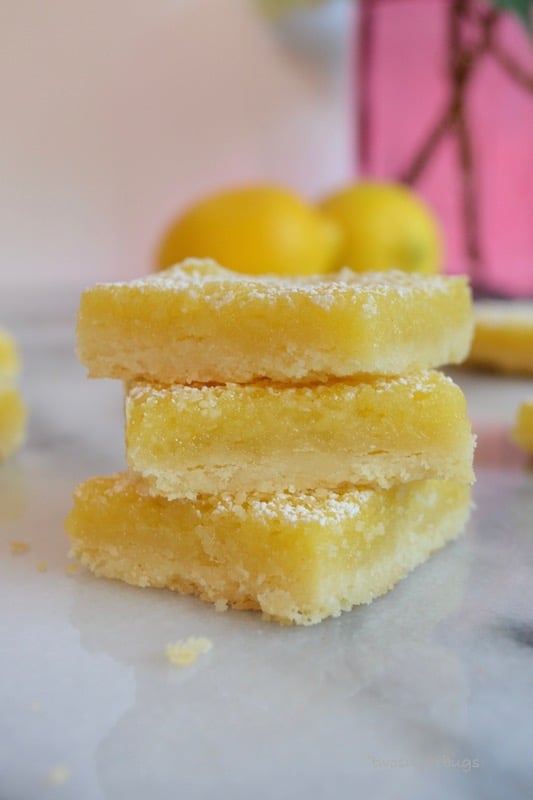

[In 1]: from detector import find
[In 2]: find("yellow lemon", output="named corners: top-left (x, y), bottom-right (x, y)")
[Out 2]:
top-left (320, 182), bottom-right (442, 274)
top-left (157, 185), bottom-right (341, 276)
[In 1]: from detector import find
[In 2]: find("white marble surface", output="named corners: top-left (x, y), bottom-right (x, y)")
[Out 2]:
top-left (1, 291), bottom-right (532, 800)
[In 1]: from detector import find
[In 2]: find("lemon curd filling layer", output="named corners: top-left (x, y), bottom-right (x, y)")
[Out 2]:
top-left (125, 371), bottom-right (474, 498)
top-left (467, 301), bottom-right (533, 374)
top-left (512, 400), bottom-right (533, 454)
top-left (77, 259), bottom-right (473, 384)
top-left (66, 475), bottom-right (471, 626)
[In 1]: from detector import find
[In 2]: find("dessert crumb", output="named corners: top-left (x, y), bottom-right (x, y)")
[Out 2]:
top-left (10, 540), bottom-right (30, 555)
top-left (45, 765), bottom-right (70, 786)
top-left (65, 562), bottom-right (80, 575)
top-left (36, 561), bottom-right (48, 573)
top-left (165, 637), bottom-right (213, 667)
top-left (214, 599), bottom-right (228, 613)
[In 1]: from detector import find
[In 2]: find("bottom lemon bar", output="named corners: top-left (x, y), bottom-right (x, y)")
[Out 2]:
top-left (467, 301), bottom-right (533, 374)
top-left (66, 475), bottom-right (471, 625)
top-left (512, 400), bottom-right (533, 454)
top-left (0, 387), bottom-right (26, 460)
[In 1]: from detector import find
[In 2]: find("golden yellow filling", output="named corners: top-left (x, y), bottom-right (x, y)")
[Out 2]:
top-left (66, 474), bottom-right (471, 626)
top-left (126, 371), bottom-right (474, 498)
top-left (77, 259), bottom-right (473, 383)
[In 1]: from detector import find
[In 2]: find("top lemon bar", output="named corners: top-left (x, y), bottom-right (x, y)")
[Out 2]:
top-left (77, 259), bottom-right (473, 383)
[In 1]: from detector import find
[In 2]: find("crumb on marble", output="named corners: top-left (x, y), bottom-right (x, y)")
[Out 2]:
top-left (165, 637), bottom-right (213, 667)
top-left (214, 599), bottom-right (228, 613)
top-left (65, 562), bottom-right (80, 575)
top-left (45, 765), bottom-right (70, 786)
top-left (10, 540), bottom-right (30, 555)
top-left (36, 561), bottom-right (48, 573)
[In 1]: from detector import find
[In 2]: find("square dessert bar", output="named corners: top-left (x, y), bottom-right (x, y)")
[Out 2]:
top-left (0, 388), bottom-right (26, 460)
top-left (66, 474), bottom-right (471, 625)
top-left (126, 370), bottom-right (475, 498)
top-left (77, 259), bottom-right (473, 383)
top-left (467, 301), bottom-right (533, 374)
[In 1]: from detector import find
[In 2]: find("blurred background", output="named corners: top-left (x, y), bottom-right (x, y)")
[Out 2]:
top-left (0, 0), bottom-right (352, 287)
top-left (1, 0), bottom-right (532, 293)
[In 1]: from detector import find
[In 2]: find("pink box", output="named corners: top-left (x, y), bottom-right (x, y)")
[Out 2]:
top-left (358, 0), bottom-right (533, 296)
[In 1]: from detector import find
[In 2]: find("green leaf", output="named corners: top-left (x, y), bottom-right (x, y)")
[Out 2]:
top-left (486, 0), bottom-right (533, 30)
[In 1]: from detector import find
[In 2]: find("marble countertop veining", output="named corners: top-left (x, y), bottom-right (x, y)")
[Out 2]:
top-left (1, 291), bottom-right (532, 800)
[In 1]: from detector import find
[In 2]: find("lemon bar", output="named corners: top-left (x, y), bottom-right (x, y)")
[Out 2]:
top-left (0, 387), bottom-right (26, 460)
top-left (512, 400), bottom-right (533, 454)
top-left (77, 259), bottom-right (473, 383)
top-left (467, 301), bottom-right (533, 374)
top-left (66, 474), bottom-right (471, 625)
top-left (0, 328), bottom-right (20, 382)
top-left (126, 371), bottom-right (474, 498)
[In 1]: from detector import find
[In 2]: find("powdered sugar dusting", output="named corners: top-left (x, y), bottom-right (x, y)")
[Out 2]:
top-left (213, 487), bottom-right (366, 526)
top-left (92, 258), bottom-right (466, 311)
top-left (127, 370), bottom-right (450, 406)
top-left (91, 473), bottom-right (368, 526)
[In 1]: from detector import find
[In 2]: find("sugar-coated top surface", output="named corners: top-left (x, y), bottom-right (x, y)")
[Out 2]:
top-left (128, 370), bottom-right (453, 406)
top-left (80, 475), bottom-right (452, 526)
top-left (91, 258), bottom-right (466, 311)
top-left (87, 473), bottom-right (375, 526)
top-left (475, 300), bottom-right (533, 327)
top-left (225, 491), bottom-right (365, 526)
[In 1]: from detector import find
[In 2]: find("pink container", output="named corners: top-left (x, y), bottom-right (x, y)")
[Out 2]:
top-left (358, 0), bottom-right (533, 296)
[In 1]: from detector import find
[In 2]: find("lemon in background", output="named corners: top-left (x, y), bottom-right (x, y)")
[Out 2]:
top-left (320, 182), bottom-right (442, 274)
top-left (157, 185), bottom-right (341, 277)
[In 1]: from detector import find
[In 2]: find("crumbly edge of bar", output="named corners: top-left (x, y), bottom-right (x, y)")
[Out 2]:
top-left (69, 494), bottom-right (470, 625)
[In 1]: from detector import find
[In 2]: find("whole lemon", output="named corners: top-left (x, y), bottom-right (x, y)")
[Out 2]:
top-left (157, 185), bottom-right (341, 276)
top-left (319, 182), bottom-right (442, 274)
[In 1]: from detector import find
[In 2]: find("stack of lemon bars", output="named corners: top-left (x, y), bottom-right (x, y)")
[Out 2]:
top-left (0, 329), bottom-right (26, 461)
top-left (66, 260), bottom-right (475, 625)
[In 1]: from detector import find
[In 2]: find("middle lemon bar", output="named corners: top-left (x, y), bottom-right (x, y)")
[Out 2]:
top-left (125, 370), bottom-right (474, 499)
